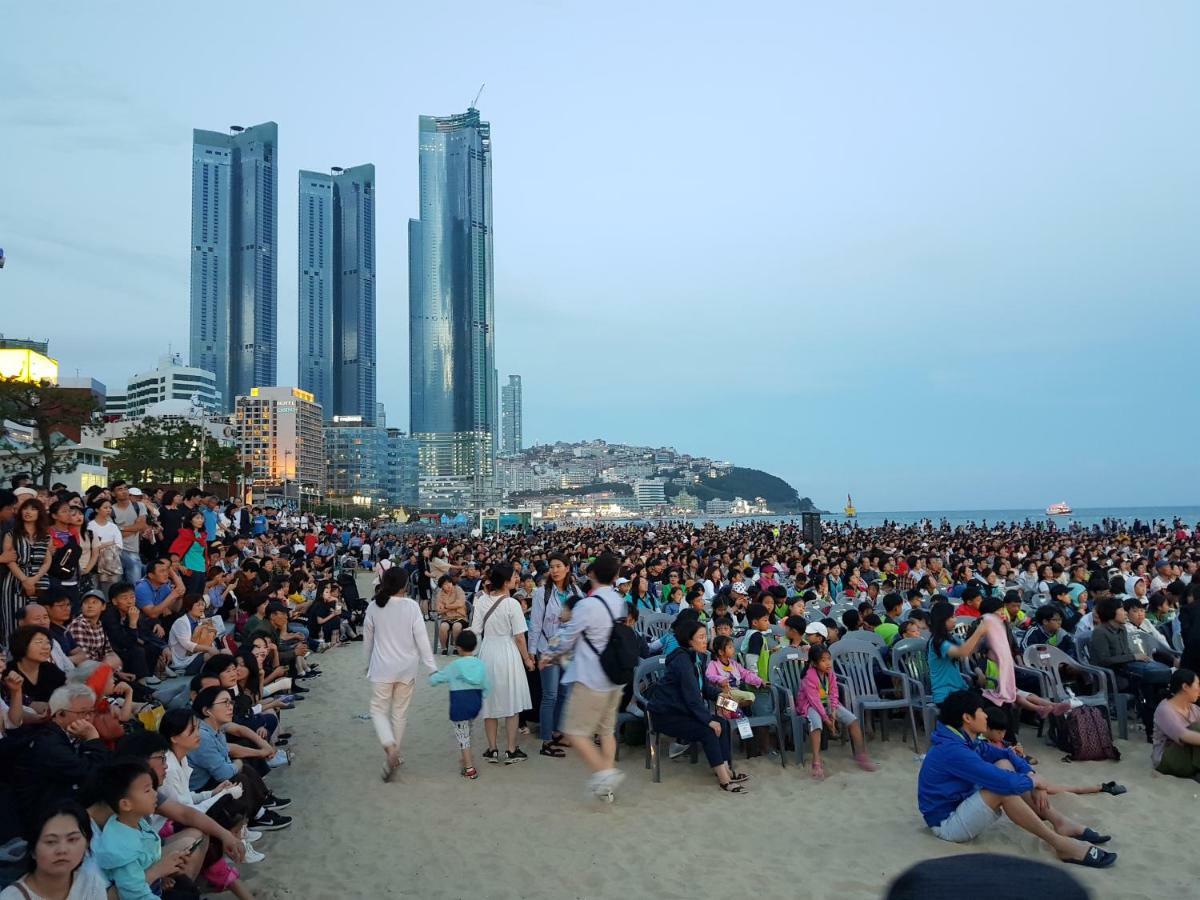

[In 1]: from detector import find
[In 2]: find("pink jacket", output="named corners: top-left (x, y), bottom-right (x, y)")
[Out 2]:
top-left (705, 658), bottom-right (763, 690)
top-left (796, 666), bottom-right (841, 722)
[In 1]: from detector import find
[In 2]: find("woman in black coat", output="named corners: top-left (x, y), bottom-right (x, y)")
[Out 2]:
top-left (647, 618), bottom-right (748, 792)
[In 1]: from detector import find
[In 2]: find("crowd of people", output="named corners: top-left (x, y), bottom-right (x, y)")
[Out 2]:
top-left (0, 475), bottom-right (369, 898)
top-left (4, 470), bottom-right (1200, 892)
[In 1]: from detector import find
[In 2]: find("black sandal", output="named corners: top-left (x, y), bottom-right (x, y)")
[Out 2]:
top-left (539, 742), bottom-right (566, 758)
top-left (1062, 846), bottom-right (1117, 869)
top-left (719, 781), bottom-right (748, 793)
top-left (729, 771), bottom-right (751, 783)
top-left (1099, 781), bottom-right (1127, 796)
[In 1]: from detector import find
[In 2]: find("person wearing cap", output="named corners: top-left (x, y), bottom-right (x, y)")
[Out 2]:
top-left (66, 589), bottom-right (119, 666)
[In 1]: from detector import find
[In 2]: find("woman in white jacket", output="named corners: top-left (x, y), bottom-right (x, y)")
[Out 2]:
top-left (364, 566), bottom-right (437, 781)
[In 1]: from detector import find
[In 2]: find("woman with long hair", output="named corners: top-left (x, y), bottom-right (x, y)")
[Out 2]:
top-left (2, 498), bottom-right (51, 642)
top-left (470, 563), bottom-right (534, 764)
top-left (527, 553), bottom-right (580, 758)
top-left (363, 566), bottom-right (437, 781)
top-left (629, 575), bottom-right (656, 612)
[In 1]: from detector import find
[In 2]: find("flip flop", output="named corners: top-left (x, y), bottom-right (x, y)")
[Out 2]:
top-left (1099, 781), bottom-right (1127, 796)
top-left (1078, 828), bottom-right (1111, 845)
top-left (1063, 846), bottom-right (1117, 869)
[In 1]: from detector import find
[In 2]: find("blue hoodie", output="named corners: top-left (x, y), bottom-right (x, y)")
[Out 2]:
top-left (917, 723), bottom-right (1035, 827)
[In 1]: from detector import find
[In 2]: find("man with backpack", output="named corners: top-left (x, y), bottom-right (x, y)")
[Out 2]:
top-left (542, 551), bottom-right (638, 801)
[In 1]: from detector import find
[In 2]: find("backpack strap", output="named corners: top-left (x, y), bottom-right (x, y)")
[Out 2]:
top-left (479, 595), bottom-right (507, 637)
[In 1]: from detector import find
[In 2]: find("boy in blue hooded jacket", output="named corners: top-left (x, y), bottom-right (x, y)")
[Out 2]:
top-left (917, 691), bottom-right (1117, 870)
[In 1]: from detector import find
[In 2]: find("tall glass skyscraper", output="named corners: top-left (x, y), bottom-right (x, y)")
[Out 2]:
top-left (500, 374), bottom-right (523, 454)
top-left (408, 108), bottom-right (496, 509)
top-left (298, 165), bottom-right (377, 422)
top-left (190, 122), bottom-right (278, 410)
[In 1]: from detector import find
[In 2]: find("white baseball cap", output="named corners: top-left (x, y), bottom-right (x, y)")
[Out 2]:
top-left (615, 577), bottom-right (631, 587)
top-left (804, 622), bottom-right (829, 638)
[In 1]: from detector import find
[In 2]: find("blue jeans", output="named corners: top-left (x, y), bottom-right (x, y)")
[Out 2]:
top-left (287, 622), bottom-right (310, 641)
top-left (120, 550), bottom-right (144, 584)
top-left (538, 661), bottom-right (566, 741)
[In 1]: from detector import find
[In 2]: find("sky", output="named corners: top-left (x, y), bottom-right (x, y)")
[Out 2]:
top-left (2, 2), bottom-right (1198, 511)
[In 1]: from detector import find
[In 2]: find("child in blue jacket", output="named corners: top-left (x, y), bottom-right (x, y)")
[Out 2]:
top-left (430, 629), bottom-right (490, 779)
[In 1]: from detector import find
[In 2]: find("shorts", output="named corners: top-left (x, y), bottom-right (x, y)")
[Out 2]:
top-left (930, 790), bottom-right (1002, 843)
top-left (805, 705), bottom-right (857, 731)
top-left (561, 683), bottom-right (622, 737)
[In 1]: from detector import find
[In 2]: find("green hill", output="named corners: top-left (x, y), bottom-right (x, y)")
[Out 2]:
top-left (666, 467), bottom-right (817, 512)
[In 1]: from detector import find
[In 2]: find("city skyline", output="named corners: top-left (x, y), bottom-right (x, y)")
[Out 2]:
top-left (297, 164), bottom-right (377, 423)
top-left (189, 122), bottom-right (278, 410)
top-left (2, 3), bottom-right (1197, 509)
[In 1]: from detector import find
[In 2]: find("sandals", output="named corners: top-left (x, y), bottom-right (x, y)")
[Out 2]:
top-left (461, 766), bottom-right (478, 780)
top-left (1063, 846), bottom-right (1117, 869)
top-left (718, 780), bottom-right (748, 793)
top-left (1100, 781), bottom-right (1127, 796)
top-left (810, 760), bottom-right (826, 781)
top-left (382, 762), bottom-right (398, 783)
top-left (729, 771), bottom-right (751, 784)
top-left (1078, 828), bottom-right (1111, 845)
top-left (540, 742), bottom-right (566, 758)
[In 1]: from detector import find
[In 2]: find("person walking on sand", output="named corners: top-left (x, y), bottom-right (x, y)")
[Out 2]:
top-left (363, 566), bottom-right (437, 781)
top-left (541, 551), bottom-right (628, 801)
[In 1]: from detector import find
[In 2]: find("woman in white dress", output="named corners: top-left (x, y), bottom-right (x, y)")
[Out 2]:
top-left (470, 563), bottom-right (534, 764)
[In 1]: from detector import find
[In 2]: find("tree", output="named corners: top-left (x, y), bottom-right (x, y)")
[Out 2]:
top-left (110, 417), bottom-right (240, 487)
top-left (0, 377), bottom-right (101, 489)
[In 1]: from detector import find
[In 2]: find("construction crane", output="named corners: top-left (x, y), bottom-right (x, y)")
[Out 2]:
top-left (470, 83), bottom-right (486, 109)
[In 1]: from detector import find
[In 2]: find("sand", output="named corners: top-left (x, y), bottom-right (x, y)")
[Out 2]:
top-left (241, 619), bottom-right (1199, 899)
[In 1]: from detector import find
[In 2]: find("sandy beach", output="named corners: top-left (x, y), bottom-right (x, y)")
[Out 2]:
top-left (243, 621), bottom-right (1198, 900)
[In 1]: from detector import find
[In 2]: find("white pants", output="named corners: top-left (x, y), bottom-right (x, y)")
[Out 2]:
top-left (370, 680), bottom-right (415, 749)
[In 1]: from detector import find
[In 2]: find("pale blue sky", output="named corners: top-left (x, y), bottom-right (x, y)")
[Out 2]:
top-left (2, 2), bottom-right (1197, 510)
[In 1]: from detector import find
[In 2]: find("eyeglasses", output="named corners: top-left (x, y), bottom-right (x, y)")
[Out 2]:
top-left (211, 699), bottom-right (234, 707)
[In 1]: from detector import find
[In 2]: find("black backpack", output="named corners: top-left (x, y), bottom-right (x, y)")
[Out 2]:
top-left (582, 593), bottom-right (640, 686)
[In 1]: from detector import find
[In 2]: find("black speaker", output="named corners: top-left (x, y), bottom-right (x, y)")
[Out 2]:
top-left (801, 512), bottom-right (822, 548)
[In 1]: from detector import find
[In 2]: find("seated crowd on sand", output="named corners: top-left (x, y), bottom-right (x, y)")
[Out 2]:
top-left (3, 472), bottom-right (1200, 893)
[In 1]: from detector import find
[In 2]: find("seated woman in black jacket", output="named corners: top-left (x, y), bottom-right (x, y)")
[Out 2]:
top-left (647, 618), bottom-right (749, 793)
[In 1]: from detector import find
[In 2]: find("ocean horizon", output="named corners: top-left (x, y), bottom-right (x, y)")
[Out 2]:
top-left (765, 505), bottom-right (1200, 529)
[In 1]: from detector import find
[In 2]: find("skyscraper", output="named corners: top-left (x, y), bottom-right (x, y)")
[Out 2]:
top-left (408, 108), bottom-right (496, 509)
top-left (190, 122), bottom-right (278, 410)
top-left (298, 165), bottom-right (377, 422)
top-left (500, 375), bottom-right (523, 455)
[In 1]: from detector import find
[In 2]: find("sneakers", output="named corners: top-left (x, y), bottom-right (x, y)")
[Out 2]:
top-left (243, 829), bottom-right (263, 843)
top-left (504, 748), bottom-right (528, 765)
top-left (482, 748), bottom-right (501, 764)
top-left (668, 742), bottom-right (690, 760)
top-left (590, 768), bottom-right (625, 802)
top-left (263, 795), bottom-right (291, 811)
top-left (266, 749), bottom-right (291, 769)
top-left (242, 843), bottom-right (266, 864)
top-left (251, 810), bottom-right (292, 831)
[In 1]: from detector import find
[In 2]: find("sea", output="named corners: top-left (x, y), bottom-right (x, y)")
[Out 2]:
top-left (695, 506), bottom-right (1200, 530)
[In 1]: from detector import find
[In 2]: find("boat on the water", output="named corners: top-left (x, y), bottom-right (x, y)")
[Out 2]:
top-left (1046, 501), bottom-right (1072, 516)
top-left (844, 494), bottom-right (857, 517)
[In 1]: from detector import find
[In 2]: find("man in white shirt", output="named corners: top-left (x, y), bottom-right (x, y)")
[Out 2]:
top-left (544, 551), bottom-right (626, 800)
